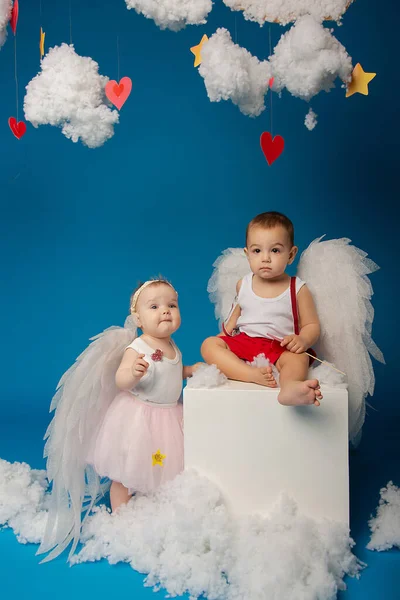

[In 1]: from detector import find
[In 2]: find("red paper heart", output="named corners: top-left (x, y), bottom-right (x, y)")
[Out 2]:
top-left (105, 77), bottom-right (132, 110)
top-left (268, 77), bottom-right (274, 88)
top-left (10, 0), bottom-right (19, 35)
top-left (260, 131), bottom-right (284, 166)
top-left (8, 117), bottom-right (26, 139)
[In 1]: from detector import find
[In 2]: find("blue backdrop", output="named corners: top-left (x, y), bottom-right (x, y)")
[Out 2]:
top-left (0, 1), bottom-right (398, 598)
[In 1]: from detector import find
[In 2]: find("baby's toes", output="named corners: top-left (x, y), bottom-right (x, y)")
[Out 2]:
top-left (263, 374), bottom-right (277, 386)
top-left (308, 379), bottom-right (319, 389)
top-left (261, 366), bottom-right (273, 376)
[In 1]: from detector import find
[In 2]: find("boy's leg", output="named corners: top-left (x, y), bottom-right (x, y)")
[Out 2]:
top-left (201, 336), bottom-right (277, 387)
top-left (276, 351), bottom-right (322, 406)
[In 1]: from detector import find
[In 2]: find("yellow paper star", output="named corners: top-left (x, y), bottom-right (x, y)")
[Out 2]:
top-left (39, 27), bottom-right (45, 59)
top-left (152, 449), bottom-right (166, 467)
top-left (346, 63), bottom-right (376, 98)
top-left (190, 34), bottom-right (208, 68)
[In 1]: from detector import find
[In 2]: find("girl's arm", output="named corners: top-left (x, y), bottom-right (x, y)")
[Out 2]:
top-left (297, 285), bottom-right (321, 347)
top-left (115, 347), bottom-right (149, 390)
top-left (220, 279), bottom-right (242, 336)
top-left (182, 364), bottom-right (199, 379)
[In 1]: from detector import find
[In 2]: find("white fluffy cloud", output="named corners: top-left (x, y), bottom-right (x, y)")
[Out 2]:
top-left (0, 0), bottom-right (11, 48)
top-left (367, 482), bottom-right (400, 552)
top-left (199, 28), bottom-right (271, 117)
top-left (124, 1), bottom-right (355, 120)
top-left (0, 459), bottom-right (363, 597)
top-left (0, 459), bottom-right (48, 544)
top-left (222, 0), bottom-right (353, 26)
top-left (269, 16), bottom-right (352, 101)
top-left (125, 0), bottom-right (212, 31)
top-left (197, 19), bottom-right (352, 117)
top-left (305, 107), bottom-right (318, 130)
top-left (186, 363), bottom-right (227, 388)
top-left (72, 471), bottom-right (362, 598)
top-left (24, 44), bottom-right (119, 148)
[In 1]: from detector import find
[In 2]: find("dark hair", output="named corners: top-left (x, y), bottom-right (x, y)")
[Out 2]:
top-left (245, 211), bottom-right (294, 246)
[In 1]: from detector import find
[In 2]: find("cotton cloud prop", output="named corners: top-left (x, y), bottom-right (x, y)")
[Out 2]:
top-left (269, 16), bottom-right (352, 101)
top-left (24, 44), bottom-right (119, 148)
top-left (367, 481), bottom-right (400, 551)
top-left (0, 459), bottom-right (48, 544)
top-left (199, 28), bottom-right (271, 117)
top-left (123, 1), bottom-right (355, 118)
top-left (186, 363), bottom-right (227, 388)
top-left (0, 0), bottom-right (11, 48)
top-left (198, 20), bottom-right (351, 114)
top-left (222, 0), bottom-right (353, 25)
top-left (125, 0), bottom-right (212, 31)
top-left (0, 458), bottom-right (363, 598)
top-left (72, 475), bottom-right (362, 599)
top-left (305, 107), bottom-right (318, 130)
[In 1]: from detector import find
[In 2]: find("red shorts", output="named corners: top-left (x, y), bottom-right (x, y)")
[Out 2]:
top-left (220, 332), bottom-right (315, 365)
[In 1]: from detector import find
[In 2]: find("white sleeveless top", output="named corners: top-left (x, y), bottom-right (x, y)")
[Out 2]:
top-left (235, 273), bottom-right (305, 340)
top-left (126, 337), bottom-right (183, 406)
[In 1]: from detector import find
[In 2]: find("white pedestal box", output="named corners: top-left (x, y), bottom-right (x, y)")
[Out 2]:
top-left (183, 381), bottom-right (349, 525)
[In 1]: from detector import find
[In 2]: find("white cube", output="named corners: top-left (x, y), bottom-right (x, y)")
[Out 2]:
top-left (184, 381), bottom-right (349, 525)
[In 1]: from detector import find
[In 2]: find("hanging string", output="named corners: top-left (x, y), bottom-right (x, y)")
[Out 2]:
top-left (69, 0), bottom-right (72, 44)
top-left (269, 25), bottom-right (273, 137)
top-left (14, 35), bottom-right (19, 121)
top-left (117, 35), bottom-right (120, 81)
top-left (39, 0), bottom-right (43, 60)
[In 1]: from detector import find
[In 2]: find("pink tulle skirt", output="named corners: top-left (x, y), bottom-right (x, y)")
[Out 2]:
top-left (88, 391), bottom-right (184, 494)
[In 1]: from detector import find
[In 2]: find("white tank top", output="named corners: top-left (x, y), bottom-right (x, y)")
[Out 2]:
top-left (235, 273), bottom-right (305, 340)
top-left (125, 337), bottom-right (183, 406)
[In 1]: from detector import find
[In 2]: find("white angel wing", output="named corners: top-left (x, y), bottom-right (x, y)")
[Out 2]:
top-left (207, 248), bottom-right (250, 328)
top-left (297, 237), bottom-right (384, 444)
top-left (36, 316), bottom-right (137, 562)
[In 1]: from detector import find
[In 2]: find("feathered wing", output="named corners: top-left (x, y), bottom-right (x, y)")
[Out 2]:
top-left (207, 248), bottom-right (250, 328)
top-left (37, 317), bottom-right (137, 562)
top-left (297, 237), bottom-right (385, 444)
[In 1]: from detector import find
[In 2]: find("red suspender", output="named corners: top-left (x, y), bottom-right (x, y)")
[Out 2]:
top-left (290, 276), bottom-right (300, 335)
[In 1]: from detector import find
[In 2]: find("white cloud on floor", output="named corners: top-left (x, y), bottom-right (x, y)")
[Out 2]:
top-left (0, 458), bottom-right (364, 598)
top-left (0, 459), bottom-right (48, 544)
top-left (0, 0), bottom-right (12, 48)
top-left (222, 0), bottom-right (353, 26)
top-left (71, 470), bottom-right (362, 598)
top-left (198, 28), bottom-right (271, 117)
top-left (269, 15), bottom-right (352, 101)
top-left (367, 481), bottom-right (400, 551)
top-left (125, 0), bottom-right (212, 31)
top-left (24, 44), bottom-right (119, 148)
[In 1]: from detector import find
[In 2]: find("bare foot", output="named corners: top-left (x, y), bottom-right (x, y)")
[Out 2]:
top-left (249, 366), bottom-right (277, 388)
top-left (278, 379), bottom-right (322, 406)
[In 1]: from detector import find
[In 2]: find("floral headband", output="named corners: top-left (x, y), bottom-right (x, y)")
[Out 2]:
top-left (130, 280), bottom-right (177, 314)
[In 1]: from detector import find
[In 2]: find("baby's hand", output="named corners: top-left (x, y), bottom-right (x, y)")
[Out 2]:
top-left (183, 362), bottom-right (204, 379)
top-left (280, 335), bottom-right (307, 354)
top-left (131, 353), bottom-right (149, 379)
